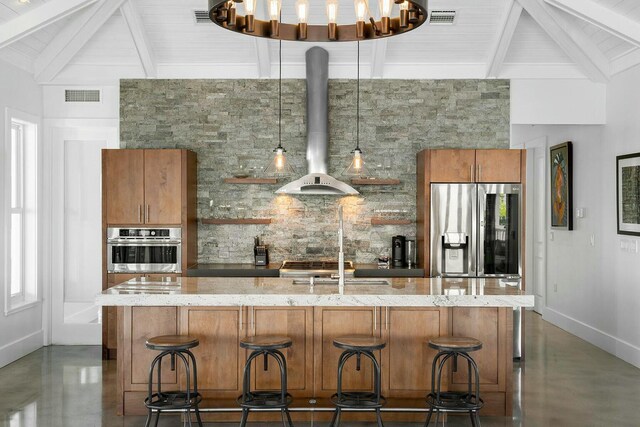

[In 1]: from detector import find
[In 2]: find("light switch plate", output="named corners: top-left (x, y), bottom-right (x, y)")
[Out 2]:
top-left (576, 208), bottom-right (586, 219)
top-left (550, 232), bottom-right (554, 241)
top-left (589, 234), bottom-right (595, 247)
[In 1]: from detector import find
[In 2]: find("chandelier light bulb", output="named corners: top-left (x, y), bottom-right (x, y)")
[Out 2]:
top-left (354, 0), bottom-right (368, 22)
top-left (269, 0), bottom-right (281, 21)
top-left (326, 0), bottom-right (339, 24)
top-left (244, 0), bottom-right (256, 15)
top-left (296, 0), bottom-right (310, 24)
top-left (379, 0), bottom-right (393, 17)
top-left (399, 0), bottom-right (409, 10)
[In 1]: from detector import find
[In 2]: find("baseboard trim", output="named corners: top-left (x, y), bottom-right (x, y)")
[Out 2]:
top-left (543, 307), bottom-right (640, 369)
top-left (0, 330), bottom-right (44, 368)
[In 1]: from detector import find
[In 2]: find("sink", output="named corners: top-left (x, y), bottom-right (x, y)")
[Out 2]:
top-left (292, 278), bottom-right (391, 286)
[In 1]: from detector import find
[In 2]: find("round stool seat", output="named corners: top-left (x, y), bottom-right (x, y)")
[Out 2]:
top-left (146, 335), bottom-right (199, 351)
top-left (240, 335), bottom-right (292, 350)
top-left (333, 335), bottom-right (386, 351)
top-left (428, 336), bottom-right (482, 353)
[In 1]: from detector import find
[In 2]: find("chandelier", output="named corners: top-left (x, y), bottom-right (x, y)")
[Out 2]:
top-left (208, 0), bottom-right (428, 42)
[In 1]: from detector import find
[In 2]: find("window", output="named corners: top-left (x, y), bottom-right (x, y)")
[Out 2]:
top-left (4, 111), bottom-right (38, 313)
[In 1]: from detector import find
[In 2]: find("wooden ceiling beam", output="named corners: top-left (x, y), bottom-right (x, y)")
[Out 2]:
top-left (545, 0), bottom-right (640, 48)
top-left (486, 0), bottom-right (523, 78)
top-left (0, 0), bottom-right (98, 50)
top-left (120, 0), bottom-right (156, 78)
top-left (517, 0), bottom-right (610, 82)
top-left (34, 0), bottom-right (127, 83)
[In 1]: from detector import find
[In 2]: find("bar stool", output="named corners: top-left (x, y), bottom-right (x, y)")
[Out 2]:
top-left (424, 336), bottom-right (484, 427)
top-left (330, 335), bottom-right (387, 427)
top-left (144, 335), bottom-right (203, 427)
top-left (238, 335), bottom-right (294, 427)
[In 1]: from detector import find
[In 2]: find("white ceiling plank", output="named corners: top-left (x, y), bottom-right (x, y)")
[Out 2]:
top-left (0, 0), bottom-right (98, 49)
top-left (34, 0), bottom-right (127, 82)
top-left (120, 0), bottom-right (156, 77)
top-left (545, 0), bottom-right (640, 48)
top-left (517, 0), bottom-right (610, 82)
top-left (486, 0), bottom-right (523, 77)
top-left (370, 39), bottom-right (387, 78)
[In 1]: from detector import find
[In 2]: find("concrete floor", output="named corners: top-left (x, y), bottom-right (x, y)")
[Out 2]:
top-left (1, 312), bottom-right (640, 427)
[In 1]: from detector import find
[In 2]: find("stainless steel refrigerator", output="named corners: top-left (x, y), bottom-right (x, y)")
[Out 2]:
top-left (430, 183), bottom-right (523, 358)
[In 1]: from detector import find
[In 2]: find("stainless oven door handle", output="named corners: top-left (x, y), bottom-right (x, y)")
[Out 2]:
top-left (107, 240), bottom-right (182, 245)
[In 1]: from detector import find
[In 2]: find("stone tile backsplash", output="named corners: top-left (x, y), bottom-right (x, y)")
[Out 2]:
top-left (120, 79), bottom-right (510, 264)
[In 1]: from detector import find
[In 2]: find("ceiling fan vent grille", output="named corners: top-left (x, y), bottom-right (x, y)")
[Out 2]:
top-left (194, 10), bottom-right (212, 24)
top-left (65, 89), bottom-right (101, 103)
top-left (429, 10), bottom-right (456, 25)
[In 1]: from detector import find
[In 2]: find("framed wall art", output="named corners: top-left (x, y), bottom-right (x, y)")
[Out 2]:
top-left (550, 141), bottom-right (573, 230)
top-left (617, 152), bottom-right (640, 236)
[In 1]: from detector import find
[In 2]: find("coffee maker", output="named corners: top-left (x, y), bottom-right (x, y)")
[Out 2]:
top-left (392, 236), bottom-right (406, 267)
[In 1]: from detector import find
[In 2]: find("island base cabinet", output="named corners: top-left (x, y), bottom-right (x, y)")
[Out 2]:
top-left (381, 307), bottom-right (450, 398)
top-left (449, 307), bottom-right (513, 416)
top-left (116, 306), bottom-right (514, 419)
top-left (250, 307), bottom-right (314, 395)
top-left (118, 306), bottom-right (179, 416)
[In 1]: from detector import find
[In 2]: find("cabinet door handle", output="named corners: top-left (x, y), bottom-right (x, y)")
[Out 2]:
top-left (373, 307), bottom-right (377, 331)
top-left (470, 164), bottom-right (474, 182)
top-left (239, 305), bottom-right (243, 330)
top-left (146, 205), bottom-right (150, 223)
top-left (251, 306), bottom-right (255, 332)
top-left (385, 307), bottom-right (389, 330)
top-left (138, 205), bottom-right (142, 223)
top-left (477, 165), bottom-right (482, 182)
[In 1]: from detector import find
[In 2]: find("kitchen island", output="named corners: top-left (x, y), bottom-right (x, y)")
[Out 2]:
top-left (97, 277), bottom-right (533, 422)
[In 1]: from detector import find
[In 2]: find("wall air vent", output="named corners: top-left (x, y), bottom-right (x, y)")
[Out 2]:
top-left (65, 89), bottom-right (101, 103)
top-left (429, 10), bottom-right (456, 25)
top-left (194, 10), bottom-right (212, 24)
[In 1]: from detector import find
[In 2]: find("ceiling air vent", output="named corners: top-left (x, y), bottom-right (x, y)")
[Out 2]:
top-left (194, 10), bottom-right (212, 24)
top-left (429, 10), bottom-right (456, 25)
top-left (65, 89), bottom-right (100, 103)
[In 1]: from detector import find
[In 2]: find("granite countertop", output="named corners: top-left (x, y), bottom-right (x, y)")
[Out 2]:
top-left (187, 263), bottom-right (425, 278)
top-left (96, 277), bottom-right (533, 308)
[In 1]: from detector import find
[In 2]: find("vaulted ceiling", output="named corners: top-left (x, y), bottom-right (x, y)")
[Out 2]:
top-left (1, 0), bottom-right (639, 83)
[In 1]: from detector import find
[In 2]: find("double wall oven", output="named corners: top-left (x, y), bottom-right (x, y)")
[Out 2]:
top-left (107, 227), bottom-right (182, 274)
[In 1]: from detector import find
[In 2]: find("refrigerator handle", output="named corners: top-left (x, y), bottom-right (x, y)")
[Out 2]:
top-left (477, 185), bottom-right (485, 277)
top-left (470, 185), bottom-right (478, 277)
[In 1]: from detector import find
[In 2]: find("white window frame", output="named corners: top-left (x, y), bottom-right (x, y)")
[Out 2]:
top-left (3, 108), bottom-right (41, 315)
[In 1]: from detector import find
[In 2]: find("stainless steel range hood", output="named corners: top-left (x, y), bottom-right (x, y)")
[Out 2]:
top-left (276, 47), bottom-right (359, 196)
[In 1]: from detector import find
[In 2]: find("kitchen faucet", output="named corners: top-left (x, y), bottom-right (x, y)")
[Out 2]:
top-left (338, 205), bottom-right (345, 288)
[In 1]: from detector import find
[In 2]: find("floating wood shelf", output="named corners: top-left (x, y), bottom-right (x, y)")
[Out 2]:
top-left (371, 218), bottom-right (413, 226)
top-left (351, 178), bottom-right (401, 185)
top-left (224, 178), bottom-right (278, 184)
top-left (201, 218), bottom-right (272, 225)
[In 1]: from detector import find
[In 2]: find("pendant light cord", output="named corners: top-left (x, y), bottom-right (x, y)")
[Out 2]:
top-left (356, 41), bottom-right (360, 151)
top-left (278, 37), bottom-right (282, 150)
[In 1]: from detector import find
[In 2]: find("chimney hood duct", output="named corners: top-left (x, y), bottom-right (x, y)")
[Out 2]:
top-left (276, 47), bottom-right (359, 196)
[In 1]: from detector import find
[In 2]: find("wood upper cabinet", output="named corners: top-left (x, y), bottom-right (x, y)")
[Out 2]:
top-left (103, 149), bottom-right (184, 225)
top-left (104, 150), bottom-right (145, 224)
top-left (475, 149), bottom-right (522, 183)
top-left (250, 307), bottom-right (314, 396)
top-left (381, 307), bottom-right (449, 398)
top-left (178, 306), bottom-right (247, 399)
top-left (426, 149), bottom-right (523, 184)
top-left (429, 149), bottom-right (476, 183)
top-left (313, 307), bottom-right (381, 398)
top-left (144, 150), bottom-right (182, 225)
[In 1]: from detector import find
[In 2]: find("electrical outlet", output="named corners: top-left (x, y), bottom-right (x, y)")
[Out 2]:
top-left (553, 283), bottom-right (558, 292)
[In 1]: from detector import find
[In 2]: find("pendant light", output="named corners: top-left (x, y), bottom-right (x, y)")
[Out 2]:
top-left (343, 41), bottom-right (369, 178)
top-left (265, 37), bottom-right (296, 176)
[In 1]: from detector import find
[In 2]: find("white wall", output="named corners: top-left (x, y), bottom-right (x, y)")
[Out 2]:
top-left (0, 60), bottom-right (44, 367)
top-left (512, 66), bottom-right (640, 368)
top-left (511, 79), bottom-right (607, 125)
